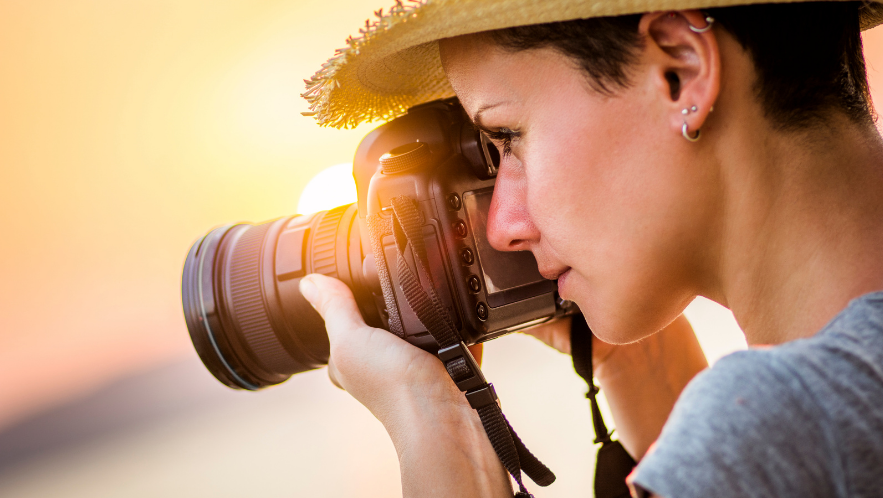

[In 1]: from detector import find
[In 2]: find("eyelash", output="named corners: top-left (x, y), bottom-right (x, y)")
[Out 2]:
top-left (483, 128), bottom-right (520, 157)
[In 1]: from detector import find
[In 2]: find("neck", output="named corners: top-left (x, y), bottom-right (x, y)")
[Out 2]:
top-left (709, 113), bottom-right (883, 345)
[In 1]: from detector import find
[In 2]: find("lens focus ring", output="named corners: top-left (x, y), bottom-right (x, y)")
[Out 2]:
top-left (310, 205), bottom-right (349, 278)
top-left (227, 223), bottom-right (299, 374)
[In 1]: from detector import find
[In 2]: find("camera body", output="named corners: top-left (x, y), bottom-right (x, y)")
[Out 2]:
top-left (182, 98), bottom-right (573, 390)
top-left (353, 98), bottom-right (569, 350)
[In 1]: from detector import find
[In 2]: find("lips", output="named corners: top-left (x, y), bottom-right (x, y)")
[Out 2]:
top-left (556, 268), bottom-right (571, 297)
top-left (538, 264), bottom-right (572, 298)
top-left (538, 266), bottom-right (570, 281)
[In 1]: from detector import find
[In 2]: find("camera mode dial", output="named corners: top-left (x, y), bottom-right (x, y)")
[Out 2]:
top-left (380, 142), bottom-right (431, 174)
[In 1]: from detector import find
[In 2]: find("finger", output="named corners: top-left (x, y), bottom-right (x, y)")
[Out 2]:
top-left (467, 343), bottom-right (483, 366)
top-left (522, 316), bottom-right (573, 355)
top-left (299, 273), bottom-right (367, 341)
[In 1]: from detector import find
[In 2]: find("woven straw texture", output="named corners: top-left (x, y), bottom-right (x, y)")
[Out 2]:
top-left (302, 0), bottom-right (883, 129)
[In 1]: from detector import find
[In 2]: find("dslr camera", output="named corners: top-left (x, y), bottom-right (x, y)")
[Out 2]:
top-left (182, 97), bottom-right (575, 390)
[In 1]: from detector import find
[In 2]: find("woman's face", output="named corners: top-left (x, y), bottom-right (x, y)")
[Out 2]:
top-left (440, 34), bottom-right (719, 344)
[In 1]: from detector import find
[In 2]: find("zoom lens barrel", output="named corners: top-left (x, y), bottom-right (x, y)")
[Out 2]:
top-left (182, 203), bottom-right (375, 390)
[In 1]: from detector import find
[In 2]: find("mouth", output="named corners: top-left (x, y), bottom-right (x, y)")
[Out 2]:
top-left (539, 266), bottom-right (571, 281)
top-left (538, 266), bottom-right (572, 298)
top-left (556, 268), bottom-right (571, 296)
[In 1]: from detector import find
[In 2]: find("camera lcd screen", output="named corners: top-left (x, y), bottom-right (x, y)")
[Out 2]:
top-left (463, 189), bottom-right (556, 307)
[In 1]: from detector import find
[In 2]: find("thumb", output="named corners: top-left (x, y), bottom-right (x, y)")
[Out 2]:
top-left (299, 273), bottom-right (367, 341)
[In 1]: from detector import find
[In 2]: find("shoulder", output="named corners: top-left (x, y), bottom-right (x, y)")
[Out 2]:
top-left (663, 348), bottom-right (834, 458)
top-left (631, 349), bottom-right (841, 498)
top-left (631, 292), bottom-right (883, 498)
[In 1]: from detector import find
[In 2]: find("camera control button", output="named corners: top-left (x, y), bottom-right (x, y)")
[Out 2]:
top-left (447, 193), bottom-right (462, 210)
top-left (460, 248), bottom-right (474, 265)
top-left (476, 302), bottom-right (489, 321)
top-left (468, 275), bottom-right (481, 293)
top-left (453, 220), bottom-right (468, 238)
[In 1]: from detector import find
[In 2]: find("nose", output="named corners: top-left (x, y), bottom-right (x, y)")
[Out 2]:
top-left (486, 163), bottom-right (541, 252)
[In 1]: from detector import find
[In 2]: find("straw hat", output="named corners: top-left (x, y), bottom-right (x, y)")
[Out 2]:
top-left (302, 0), bottom-right (883, 129)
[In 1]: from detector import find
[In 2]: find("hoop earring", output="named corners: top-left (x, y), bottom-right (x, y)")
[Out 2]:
top-left (682, 122), bottom-right (700, 142)
top-left (688, 16), bottom-right (715, 33)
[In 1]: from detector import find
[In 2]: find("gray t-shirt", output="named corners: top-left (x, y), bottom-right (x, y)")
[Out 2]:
top-left (631, 291), bottom-right (883, 498)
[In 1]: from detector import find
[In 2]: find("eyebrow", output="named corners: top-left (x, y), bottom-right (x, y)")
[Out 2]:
top-left (472, 101), bottom-right (508, 130)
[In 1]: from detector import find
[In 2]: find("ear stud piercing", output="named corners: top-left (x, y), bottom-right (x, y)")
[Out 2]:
top-left (688, 16), bottom-right (715, 33)
top-left (681, 105), bottom-right (701, 142)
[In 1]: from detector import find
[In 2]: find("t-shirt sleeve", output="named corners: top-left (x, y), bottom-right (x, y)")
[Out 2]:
top-left (629, 350), bottom-right (841, 498)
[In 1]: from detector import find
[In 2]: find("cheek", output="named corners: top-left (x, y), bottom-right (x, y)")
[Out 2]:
top-left (524, 99), bottom-right (675, 253)
top-left (522, 102), bottom-right (707, 338)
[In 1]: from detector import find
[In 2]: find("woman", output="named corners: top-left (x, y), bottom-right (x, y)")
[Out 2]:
top-left (298, 1), bottom-right (883, 496)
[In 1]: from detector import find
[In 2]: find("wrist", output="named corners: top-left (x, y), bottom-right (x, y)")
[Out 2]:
top-left (376, 376), bottom-right (512, 498)
top-left (589, 316), bottom-right (708, 459)
top-left (381, 373), bottom-right (475, 452)
top-left (394, 392), bottom-right (512, 497)
top-left (594, 316), bottom-right (707, 384)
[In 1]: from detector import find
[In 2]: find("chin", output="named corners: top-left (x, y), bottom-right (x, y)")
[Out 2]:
top-left (571, 287), bottom-right (667, 345)
top-left (589, 324), bottom-right (651, 346)
top-left (565, 266), bottom-right (682, 344)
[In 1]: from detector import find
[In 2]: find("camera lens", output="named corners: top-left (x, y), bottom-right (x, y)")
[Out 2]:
top-left (182, 204), bottom-right (379, 390)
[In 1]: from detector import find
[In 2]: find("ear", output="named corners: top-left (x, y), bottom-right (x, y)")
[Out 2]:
top-left (639, 11), bottom-right (721, 138)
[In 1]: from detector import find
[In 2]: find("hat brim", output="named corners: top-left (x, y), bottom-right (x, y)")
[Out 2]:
top-left (302, 0), bottom-right (883, 129)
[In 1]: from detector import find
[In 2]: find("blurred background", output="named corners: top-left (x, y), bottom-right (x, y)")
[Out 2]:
top-left (2, 1), bottom-right (882, 496)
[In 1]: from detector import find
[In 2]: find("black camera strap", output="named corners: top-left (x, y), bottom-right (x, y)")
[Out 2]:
top-left (386, 195), bottom-right (555, 497)
top-left (570, 314), bottom-right (637, 498)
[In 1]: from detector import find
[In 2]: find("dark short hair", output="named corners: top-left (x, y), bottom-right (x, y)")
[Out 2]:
top-left (490, 2), bottom-right (874, 130)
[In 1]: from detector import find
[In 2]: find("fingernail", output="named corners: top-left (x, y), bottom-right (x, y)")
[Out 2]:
top-left (299, 276), bottom-right (319, 307)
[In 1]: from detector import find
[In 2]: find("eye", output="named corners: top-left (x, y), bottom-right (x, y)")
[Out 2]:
top-left (482, 127), bottom-right (520, 157)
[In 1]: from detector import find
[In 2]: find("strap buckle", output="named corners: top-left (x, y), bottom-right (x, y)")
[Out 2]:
top-left (438, 342), bottom-right (499, 409)
top-left (465, 383), bottom-right (499, 410)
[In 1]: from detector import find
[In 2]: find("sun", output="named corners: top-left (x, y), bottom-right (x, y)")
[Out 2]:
top-left (296, 163), bottom-right (358, 215)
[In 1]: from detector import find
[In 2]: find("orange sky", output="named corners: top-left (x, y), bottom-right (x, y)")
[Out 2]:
top-left (0, 0), bottom-right (379, 429)
top-left (3, 0), bottom-right (883, 430)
